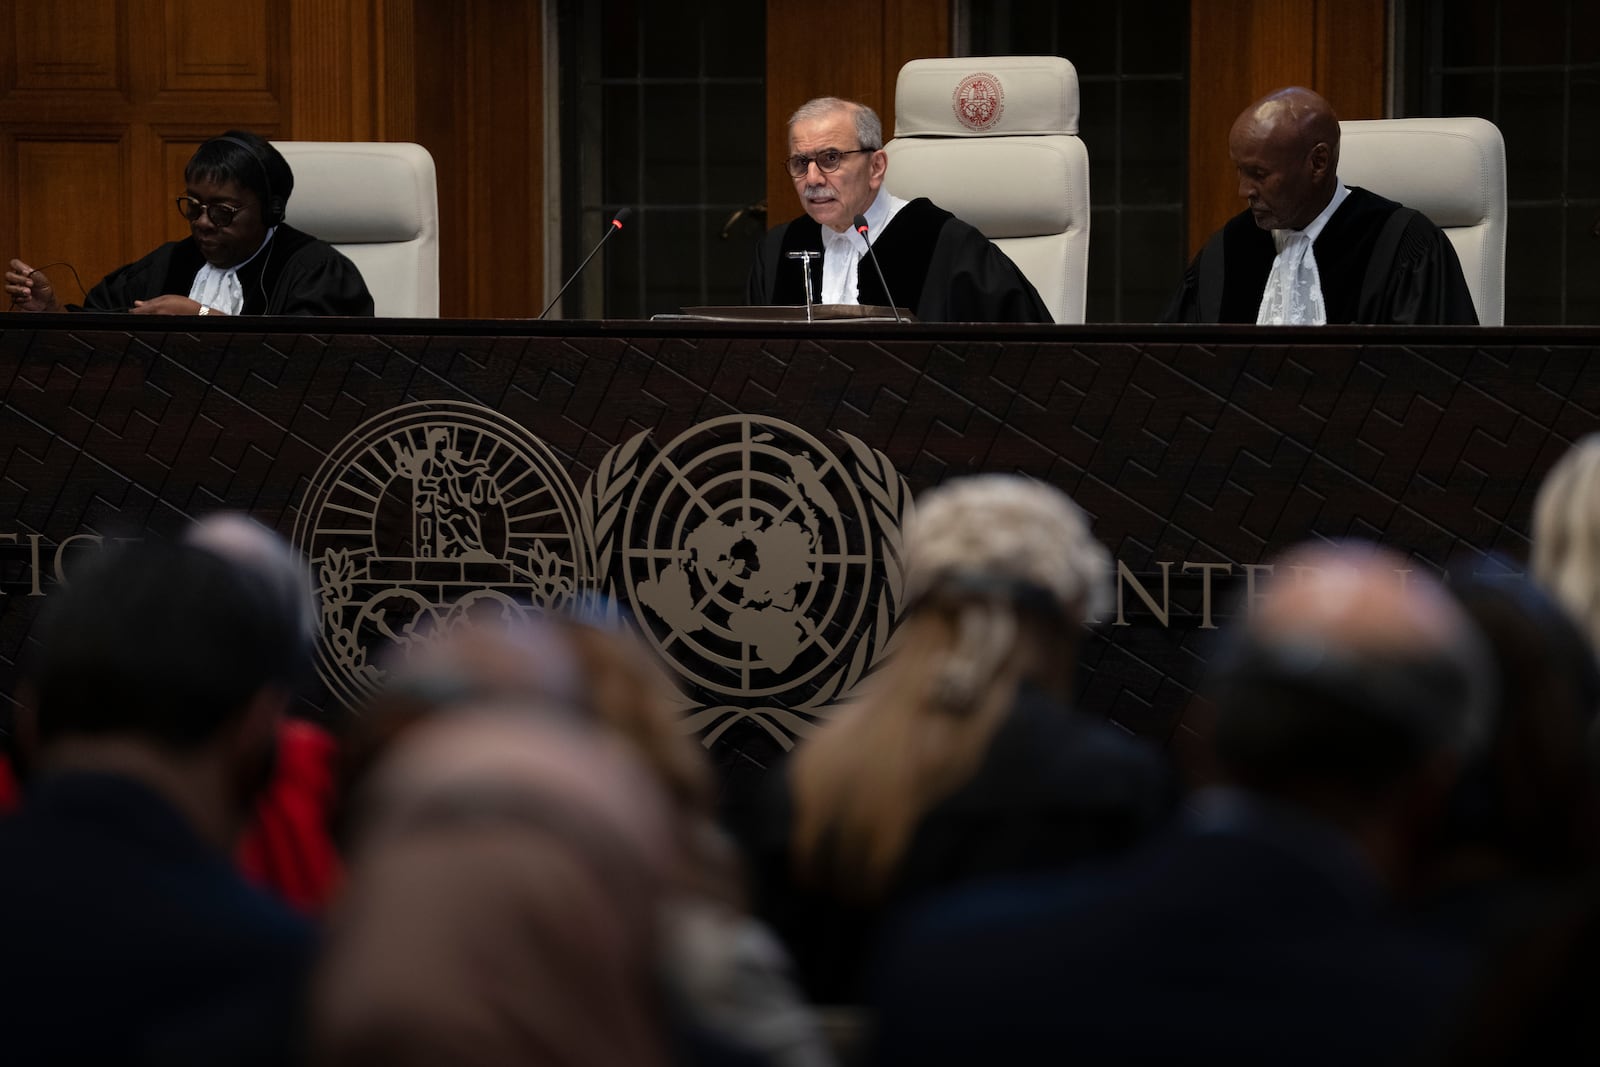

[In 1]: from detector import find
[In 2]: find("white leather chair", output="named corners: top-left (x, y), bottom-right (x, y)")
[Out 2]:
top-left (1337, 117), bottom-right (1506, 326)
top-left (270, 141), bottom-right (440, 317)
top-left (883, 56), bottom-right (1089, 324)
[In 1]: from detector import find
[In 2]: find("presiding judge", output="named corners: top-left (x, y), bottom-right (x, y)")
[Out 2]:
top-left (6, 130), bottom-right (373, 317)
top-left (1163, 87), bottom-right (1477, 325)
top-left (747, 97), bottom-right (1052, 324)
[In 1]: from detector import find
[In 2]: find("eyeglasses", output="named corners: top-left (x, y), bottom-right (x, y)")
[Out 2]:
top-left (175, 195), bottom-right (247, 228)
top-left (785, 147), bottom-right (876, 179)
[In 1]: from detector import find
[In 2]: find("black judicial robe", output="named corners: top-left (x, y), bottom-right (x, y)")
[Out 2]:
top-left (80, 223), bottom-right (375, 316)
top-left (1161, 187), bottom-right (1478, 325)
top-left (746, 197), bottom-right (1053, 324)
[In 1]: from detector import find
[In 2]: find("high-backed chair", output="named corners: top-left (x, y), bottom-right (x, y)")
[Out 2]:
top-left (270, 141), bottom-right (440, 317)
top-left (1337, 117), bottom-right (1506, 326)
top-left (883, 56), bottom-right (1089, 324)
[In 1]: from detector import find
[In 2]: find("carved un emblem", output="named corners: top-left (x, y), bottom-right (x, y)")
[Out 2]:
top-left (589, 415), bottom-right (912, 748)
top-left (292, 401), bottom-right (594, 708)
top-left (953, 71), bottom-right (1005, 131)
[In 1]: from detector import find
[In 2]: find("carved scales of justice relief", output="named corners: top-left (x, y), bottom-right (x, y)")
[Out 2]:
top-left (294, 403), bottom-right (913, 751)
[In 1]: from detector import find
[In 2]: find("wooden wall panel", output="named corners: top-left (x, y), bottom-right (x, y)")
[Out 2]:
top-left (11, 1), bottom-right (123, 92)
top-left (764, 0), bottom-right (950, 228)
top-left (413, 0), bottom-right (543, 319)
top-left (161, 0), bottom-right (272, 92)
top-left (12, 136), bottom-right (130, 297)
top-left (288, 0), bottom-right (375, 139)
top-left (1187, 0), bottom-right (1387, 255)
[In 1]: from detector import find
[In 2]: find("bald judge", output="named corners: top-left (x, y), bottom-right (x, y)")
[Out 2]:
top-left (1163, 87), bottom-right (1477, 325)
top-left (747, 97), bottom-right (1051, 323)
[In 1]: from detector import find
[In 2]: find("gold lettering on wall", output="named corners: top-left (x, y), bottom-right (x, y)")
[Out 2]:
top-left (1183, 562), bottom-right (1232, 630)
top-left (1116, 559), bottom-right (1172, 627)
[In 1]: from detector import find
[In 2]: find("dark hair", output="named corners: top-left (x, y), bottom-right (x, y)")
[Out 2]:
top-left (1441, 572), bottom-right (1600, 872)
top-left (1208, 637), bottom-right (1476, 801)
top-left (185, 129), bottom-right (294, 223)
top-left (30, 537), bottom-right (309, 750)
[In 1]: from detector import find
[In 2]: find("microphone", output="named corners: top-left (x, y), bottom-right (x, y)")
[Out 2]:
top-left (539, 207), bottom-right (633, 319)
top-left (852, 214), bottom-right (903, 324)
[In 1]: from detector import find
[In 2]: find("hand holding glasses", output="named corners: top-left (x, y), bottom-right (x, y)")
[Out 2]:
top-left (175, 195), bottom-right (247, 228)
top-left (784, 147), bottom-right (876, 179)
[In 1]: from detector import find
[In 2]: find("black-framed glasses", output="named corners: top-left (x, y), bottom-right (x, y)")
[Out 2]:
top-left (785, 147), bottom-right (876, 179)
top-left (175, 195), bottom-right (246, 228)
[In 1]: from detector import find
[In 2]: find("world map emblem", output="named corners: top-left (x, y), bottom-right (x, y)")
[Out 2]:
top-left (953, 71), bottom-right (1005, 131)
top-left (604, 415), bottom-right (911, 747)
top-left (292, 401), bottom-right (593, 708)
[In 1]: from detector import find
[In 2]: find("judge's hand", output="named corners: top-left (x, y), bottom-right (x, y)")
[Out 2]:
top-left (130, 295), bottom-right (224, 316)
top-left (6, 258), bottom-right (63, 313)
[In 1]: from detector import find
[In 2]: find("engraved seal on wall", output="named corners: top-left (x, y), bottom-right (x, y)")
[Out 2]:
top-left (291, 401), bottom-right (594, 709)
top-left (953, 71), bottom-right (1005, 131)
top-left (611, 416), bottom-right (910, 748)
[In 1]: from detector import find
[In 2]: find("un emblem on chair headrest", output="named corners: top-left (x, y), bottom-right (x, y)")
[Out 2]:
top-left (953, 71), bottom-right (1005, 131)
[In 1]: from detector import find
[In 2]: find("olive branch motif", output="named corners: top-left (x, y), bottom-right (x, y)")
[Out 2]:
top-left (317, 548), bottom-right (381, 687)
top-left (580, 428), bottom-right (649, 611)
top-left (793, 431), bottom-right (913, 714)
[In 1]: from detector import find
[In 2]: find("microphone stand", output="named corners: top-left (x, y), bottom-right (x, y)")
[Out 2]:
top-left (786, 250), bottom-right (820, 321)
top-left (853, 214), bottom-right (904, 324)
top-left (539, 208), bottom-right (632, 319)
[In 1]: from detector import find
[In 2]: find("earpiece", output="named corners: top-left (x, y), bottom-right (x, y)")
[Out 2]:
top-left (210, 135), bottom-right (285, 226)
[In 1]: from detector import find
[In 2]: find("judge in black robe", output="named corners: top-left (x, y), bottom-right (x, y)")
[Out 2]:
top-left (747, 196), bottom-right (1052, 324)
top-left (1162, 86), bottom-right (1478, 326)
top-left (746, 96), bottom-right (1050, 324)
top-left (79, 222), bottom-right (373, 316)
top-left (1163, 186), bottom-right (1478, 325)
top-left (7, 129), bottom-right (373, 317)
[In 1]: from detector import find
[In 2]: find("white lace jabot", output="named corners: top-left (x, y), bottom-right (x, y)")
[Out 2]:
top-left (819, 188), bottom-right (907, 306)
top-left (187, 226), bottom-right (276, 315)
top-left (1256, 182), bottom-right (1349, 326)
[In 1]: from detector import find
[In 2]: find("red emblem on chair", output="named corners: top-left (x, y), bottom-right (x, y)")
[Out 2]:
top-left (953, 72), bottom-right (1005, 131)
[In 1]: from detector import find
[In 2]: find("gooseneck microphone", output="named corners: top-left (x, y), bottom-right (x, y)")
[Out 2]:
top-left (852, 214), bottom-right (903, 324)
top-left (539, 207), bottom-right (633, 319)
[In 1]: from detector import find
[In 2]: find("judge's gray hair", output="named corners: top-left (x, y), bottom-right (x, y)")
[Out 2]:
top-left (788, 97), bottom-right (884, 150)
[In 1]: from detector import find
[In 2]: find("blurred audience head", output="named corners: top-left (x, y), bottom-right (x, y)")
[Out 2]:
top-left (1208, 542), bottom-right (1492, 836)
top-left (27, 531), bottom-right (310, 838)
top-left (185, 511), bottom-right (318, 648)
top-left (791, 473), bottom-right (1113, 897)
top-left (900, 471), bottom-right (1112, 703)
top-left (339, 613), bottom-right (584, 812)
top-left (342, 607), bottom-right (739, 901)
top-left (314, 708), bottom-right (675, 1067)
top-left (1435, 569), bottom-right (1600, 877)
top-left (1532, 433), bottom-right (1600, 657)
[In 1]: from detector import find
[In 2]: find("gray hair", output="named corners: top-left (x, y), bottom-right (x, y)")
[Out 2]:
top-left (185, 512), bottom-right (317, 645)
top-left (1533, 433), bottom-right (1600, 657)
top-left (788, 97), bottom-right (883, 150)
top-left (904, 474), bottom-right (1112, 626)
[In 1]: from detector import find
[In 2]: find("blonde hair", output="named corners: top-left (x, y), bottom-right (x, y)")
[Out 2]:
top-left (788, 474), bottom-right (1110, 899)
top-left (1533, 434), bottom-right (1600, 656)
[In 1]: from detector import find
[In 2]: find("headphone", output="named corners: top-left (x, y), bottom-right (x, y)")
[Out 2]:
top-left (209, 134), bottom-right (285, 227)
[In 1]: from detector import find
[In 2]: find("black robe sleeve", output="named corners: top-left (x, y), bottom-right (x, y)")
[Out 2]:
top-left (261, 241), bottom-right (374, 317)
top-left (1160, 249), bottom-right (1207, 323)
top-left (79, 241), bottom-right (193, 313)
top-left (746, 224), bottom-right (785, 305)
top-left (1366, 212), bottom-right (1479, 325)
top-left (78, 227), bottom-right (373, 316)
top-left (920, 218), bottom-right (1053, 324)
